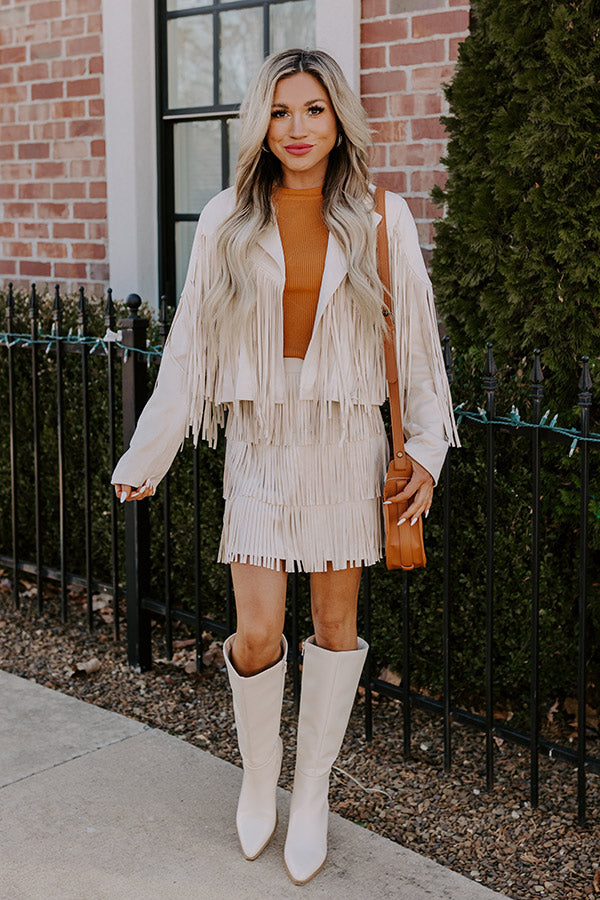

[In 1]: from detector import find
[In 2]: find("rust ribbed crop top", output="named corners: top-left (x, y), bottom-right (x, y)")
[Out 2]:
top-left (274, 186), bottom-right (329, 360)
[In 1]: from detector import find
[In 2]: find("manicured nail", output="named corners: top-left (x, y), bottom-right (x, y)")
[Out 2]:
top-left (383, 500), bottom-right (391, 505)
top-left (410, 516), bottom-right (417, 526)
top-left (425, 509), bottom-right (430, 519)
top-left (120, 492), bottom-right (127, 503)
top-left (398, 518), bottom-right (406, 526)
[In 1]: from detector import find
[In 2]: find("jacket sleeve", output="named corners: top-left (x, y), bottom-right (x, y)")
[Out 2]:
top-left (110, 229), bottom-right (200, 492)
top-left (387, 193), bottom-right (460, 485)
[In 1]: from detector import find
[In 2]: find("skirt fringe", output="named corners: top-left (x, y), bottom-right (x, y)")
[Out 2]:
top-left (218, 358), bottom-right (388, 573)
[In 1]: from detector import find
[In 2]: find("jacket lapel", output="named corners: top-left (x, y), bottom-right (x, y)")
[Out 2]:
top-left (256, 222), bottom-right (285, 276)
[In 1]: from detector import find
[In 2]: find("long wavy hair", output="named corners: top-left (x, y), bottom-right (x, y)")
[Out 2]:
top-left (203, 49), bottom-right (385, 347)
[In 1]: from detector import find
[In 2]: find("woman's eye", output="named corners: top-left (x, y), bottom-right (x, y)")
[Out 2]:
top-left (271, 109), bottom-right (287, 118)
top-left (308, 105), bottom-right (325, 116)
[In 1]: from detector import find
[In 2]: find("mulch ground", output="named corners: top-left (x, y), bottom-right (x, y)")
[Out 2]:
top-left (1, 577), bottom-right (599, 900)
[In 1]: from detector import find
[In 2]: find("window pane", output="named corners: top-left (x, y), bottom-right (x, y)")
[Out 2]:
top-left (219, 7), bottom-right (263, 105)
top-left (167, 16), bottom-right (213, 108)
top-left (175, 220), bottom-right (200, 300)
top-left (228, 117), bottom-right (241, 186)
top-left (270, 0), bottom-right (315, 54)
top-left (167, 1), bottom-right (210, 9)
top-left (174, 120), bottom-right (222, 214)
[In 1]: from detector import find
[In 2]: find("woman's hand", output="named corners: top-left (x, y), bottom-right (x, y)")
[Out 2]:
top-left (113, 481), bottom-right (155, 503)
top-left (384, 455), bottom-right (434, 525)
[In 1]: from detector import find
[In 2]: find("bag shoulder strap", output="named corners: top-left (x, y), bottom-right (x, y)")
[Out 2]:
top-left (375, 186), bottom-right (409, 474)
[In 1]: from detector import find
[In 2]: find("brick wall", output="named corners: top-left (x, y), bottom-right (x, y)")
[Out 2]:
top-left (0, 0), bottom-right (107, 295)
top-left (361, 0), bottom-right (470, 258)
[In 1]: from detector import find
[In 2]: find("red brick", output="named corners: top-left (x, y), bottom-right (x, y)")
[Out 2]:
top-left (0, 222), bottom-right (15, 237)
top-left (369, 144), bottom-right (387, 168)
top-left (424, 198), bottom-right (444, 218)
top-left (88, 262), bottom-right (109, 282)
top-left (17, 102), bottom-right (51, 122)
top-left (20, 260), bottom-right (52, 277)
top-left (17, 61), bottom-right (49, 81)
top-left (66, 34), bottom-right (101, 56)
top-left (53, 222), bottom-right (85, 239)
top-left (37, 242), bottom-right (68, 258)
top-left (363, 96), bottom-right (388, 118)
top-left (0, 106), bottom-right (16, 123)
top-left (411, 10), bottom-right (470, 39)
top-left (53, 139), bottom-right (88, 159)
top-left (88, 98), bottom-right (104, 117)
top-left (362, 0), bottom-right (387, 18)
top-left (416, 221), bottom-right (434, 245)
top-left (87, 280), bottom-right (108, 295)
top-left (69, 118), bottom-right (103, 138)
top-left (51, 15), bottom-right (85, 38)
top-left (72, 242), bottom-right (105, 259)
top-left (0, 7), bottom-right (27, 27)
top-left (30, 41), bottom-right (63, 60)
top-left (373, 171), bottom-right (407, 193)
top-left (410, 169), bottom-right (447, 192)
top-left (389, 39), bottom-right (445, 67)
top-left (390, 92), bottom-right (443, 116)
top-left (89, 180), bottom-right (106, 198)
top-left (29, 1), bottom-right (62, 21)
top-left (449, 0), bottom-right (470, 6)
top-left (362, 19), bottom-right (408, 44)
top-left (371, 120), bottom-right (407, 143)
top-left (411, 116), bottom-right (447, 140)
top-left (0, 183), bottom-right (16, 200)
top-left (35, 161), bottom-right (67, 178)
top-left (86, 14), bottom-right (103, 34)
top-left (0, 124), bottom-right (30, 141)
top-left (4, 240), bottom-right (32, 257)
top-left (0, 145), bottom-right (14, 160)
top-left (14, 22), bottom-right (49, 43)
top-left (65, 0), bottom-right (101, 13)
top-left (361, 69), bottom-right (406, 94)
top-left (66, 77), bottom-right (100, 97)
top-left (449, 36), bottom-right (466, 61)
top-left (389, 141), bottom-right (446, 167)
top-left (88, 54), bottom-right (103, 74)
top-left (51, 57), bottom-right (86, 78)
top-left (19, 221), bottom-right (50, 238)
top-left (90, 139), bottom-right (104, 157)
top-left (2, 202), bottom-right (34, 219)
top-left (37, 201), bottom-right (70, 218)
top-left (405, 196), bottom-right (425, 218)
top-left (19, 182), bottom-right (52, 199)
top-left (0, 259), bottom-right (18, 275)
top-left (32, 81), bottom-right (63, 100)
top-left (87, 221), bottom-right (107, 239)
top-left (1, 164), bottom-right (33, 182)
top-left (0, 65), bottom-right (14, 85)
top-left (54, 262), bottom-right (87, 278)
top-left (0, 47), bottom-right (26, 66)
top-left (18, 142), bottom-right (50, 159)
top-left (51, 100), bottom-right (86, 118)
top-left (411, 64), bottom-right (455, 91)
top-left (33, 121), bottom-right (66, 140)
top-left (73, 201), bottom-right (106, 219)
top-left (70, 158), bottom-right (104, 177)
top-left (3, 84), bottom-right (27, 103)
top-left (361, 45), bottom-right (386, 69)
top-left (53, 181), bottom-right (86, 199)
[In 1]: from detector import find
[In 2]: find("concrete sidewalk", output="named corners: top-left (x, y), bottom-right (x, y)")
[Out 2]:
top-left (0, 670), bottom-right (508, 900)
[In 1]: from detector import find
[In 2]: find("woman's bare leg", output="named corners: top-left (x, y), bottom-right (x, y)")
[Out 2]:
top-left (309, 562), bottom-right (362, 651)
top-left (230, 561), bottom-right (288, 675)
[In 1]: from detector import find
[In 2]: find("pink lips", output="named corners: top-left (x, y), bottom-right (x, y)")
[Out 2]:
top-left (285, 144), bottom-right (314, 155)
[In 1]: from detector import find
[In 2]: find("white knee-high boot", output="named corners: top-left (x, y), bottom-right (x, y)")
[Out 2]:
top-left (284, 635), bottom-right (368, 885)
top-left (223, 634), bottom-right (287, 861)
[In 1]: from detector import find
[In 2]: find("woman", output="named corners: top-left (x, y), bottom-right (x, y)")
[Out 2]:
top-left (112, 49), bottom-right (458, 885)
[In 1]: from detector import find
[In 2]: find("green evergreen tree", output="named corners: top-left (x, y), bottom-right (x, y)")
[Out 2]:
top-left (432, 0), bottom-right (600, 412)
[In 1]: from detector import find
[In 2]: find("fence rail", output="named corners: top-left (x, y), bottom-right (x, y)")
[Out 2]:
top-left (2, 282), bottom-right (598, 825)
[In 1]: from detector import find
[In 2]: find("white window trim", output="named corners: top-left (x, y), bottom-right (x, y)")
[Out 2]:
top-left (315, 0), bottom-right (361, 94)
top-left (102, 0), bottom-right (158, 305)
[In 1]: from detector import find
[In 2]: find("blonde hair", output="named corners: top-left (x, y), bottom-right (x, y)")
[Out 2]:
top-left (203, 49), bottom-right (385, 354)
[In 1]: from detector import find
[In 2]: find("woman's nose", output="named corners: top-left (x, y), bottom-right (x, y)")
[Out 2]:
top-left (289, 113), bottom-right (307, 137)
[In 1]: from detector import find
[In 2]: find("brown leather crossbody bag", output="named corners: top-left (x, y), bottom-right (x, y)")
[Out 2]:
top-left (375, 187), bottom-right (427, 571)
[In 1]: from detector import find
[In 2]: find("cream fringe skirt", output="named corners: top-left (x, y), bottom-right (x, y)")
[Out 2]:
top-left (217, 358), bottom-right (389, 573)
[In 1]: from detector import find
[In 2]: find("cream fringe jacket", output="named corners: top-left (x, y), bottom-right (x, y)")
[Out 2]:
top-left (111, 187), bottom-right (459, 493)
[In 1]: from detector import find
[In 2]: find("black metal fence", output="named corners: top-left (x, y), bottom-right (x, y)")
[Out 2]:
top-left (1, 283), bottom-right (598, 824)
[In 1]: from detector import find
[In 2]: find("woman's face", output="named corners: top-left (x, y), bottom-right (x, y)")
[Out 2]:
top-left (267, 71), bottom-right (338, 190)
